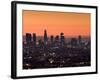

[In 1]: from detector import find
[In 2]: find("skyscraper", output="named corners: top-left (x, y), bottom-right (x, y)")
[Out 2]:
top-left (60, 32), bottom-right (65, 46)
top-left (54, 35), bottom-right (60, 46)
top-left (26, 33), bottom-right (32, 45)
top-left (26, 33), bottom-right (32, 55)
top-left (50, 35), bottom-right (54, 47)
top-left (44, 29), bottom-right (48, 45)
top-left (78, 35), bottom-right (82, 45)
top-left (33, 33), bottom-right (36, 47)
top-left (50, 35), bottom-right (54, 43)
top-left (71, 38), bottom-right (77, 47)
top-left (55, 35), bottom-right (59, 43)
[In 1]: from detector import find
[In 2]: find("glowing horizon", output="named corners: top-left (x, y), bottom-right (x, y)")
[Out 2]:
top-left (22, 10), bottom-right (91, 37)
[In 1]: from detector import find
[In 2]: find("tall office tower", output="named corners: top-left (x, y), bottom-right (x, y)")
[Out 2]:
top-left (33, 33), bottom-right (36, 47)
top-left (71, 38), bottom-right (77, 47)
top-left (78, 35), bottom-right (82, 45)
top-left (55, 35), bottom-right (59, 46)
top-left (60, 32), bottom-right (65, 45)
top-left (44, 29), bottom-right (48, 45)
top-left (26, 33), bottom-right (32, 55)
top-left (50, 35), bottom-right (54, 42)
top-left (50, 35), bottom-right (54, 47)
top-left (26, 33), bottom-right (32, 45)
top-left (55, 35), bottom-right (59, 42)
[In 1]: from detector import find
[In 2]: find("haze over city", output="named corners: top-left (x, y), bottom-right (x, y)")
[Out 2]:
top-left (22, 10), bottom-right (90, 37)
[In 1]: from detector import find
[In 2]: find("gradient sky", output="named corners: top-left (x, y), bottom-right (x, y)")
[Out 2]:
top-left (23, 10), bottom-right (90, 37)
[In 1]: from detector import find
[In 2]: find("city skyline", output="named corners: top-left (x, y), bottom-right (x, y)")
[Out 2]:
top-left (23, 29), bottom-right (90, 40)
top-left (23, 32), bottom-right (90, 38)
top-left (23, 29), bottom-right (91, 69)
top-left (23, 10), bottom-right (90, 37)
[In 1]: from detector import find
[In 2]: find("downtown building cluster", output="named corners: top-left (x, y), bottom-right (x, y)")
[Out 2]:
top-left (23, 30), bottom-right (91, 69)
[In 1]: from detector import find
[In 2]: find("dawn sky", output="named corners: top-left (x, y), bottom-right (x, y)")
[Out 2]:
top-left (22, 10), bottom-right (90, 37)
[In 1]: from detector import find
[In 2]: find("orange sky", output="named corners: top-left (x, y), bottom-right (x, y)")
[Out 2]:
top-left (22, 10), bottom-right (90, 37)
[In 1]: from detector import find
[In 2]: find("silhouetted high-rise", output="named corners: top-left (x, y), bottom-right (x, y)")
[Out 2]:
top-left (60, 32), bottom-right (65, 45)
top-left (26, 33), bottom-right (32, 45)
top-left (44, 29), bottom-right (48, 44)
top-left (55, 35), bottom-right (59, 42)
top-left (71, 38), bottom-right (77, 47)
top-left (50, 35), bottom-right (54, 43)
top-left (78, 35), bottom-right (82, 44)
top-left (33, 33), bottom-right (36, 47)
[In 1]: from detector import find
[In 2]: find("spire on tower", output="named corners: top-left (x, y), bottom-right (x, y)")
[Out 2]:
top-left (44, 29), bottom-right (48, 44)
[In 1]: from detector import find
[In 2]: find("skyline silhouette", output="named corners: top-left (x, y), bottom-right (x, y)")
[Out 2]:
top-left (23, 10), bottom-right (90, 37)
top-left (23, 29), bottom-right (90, 44)
top-left (23, 29), bottom-right (91, 69)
